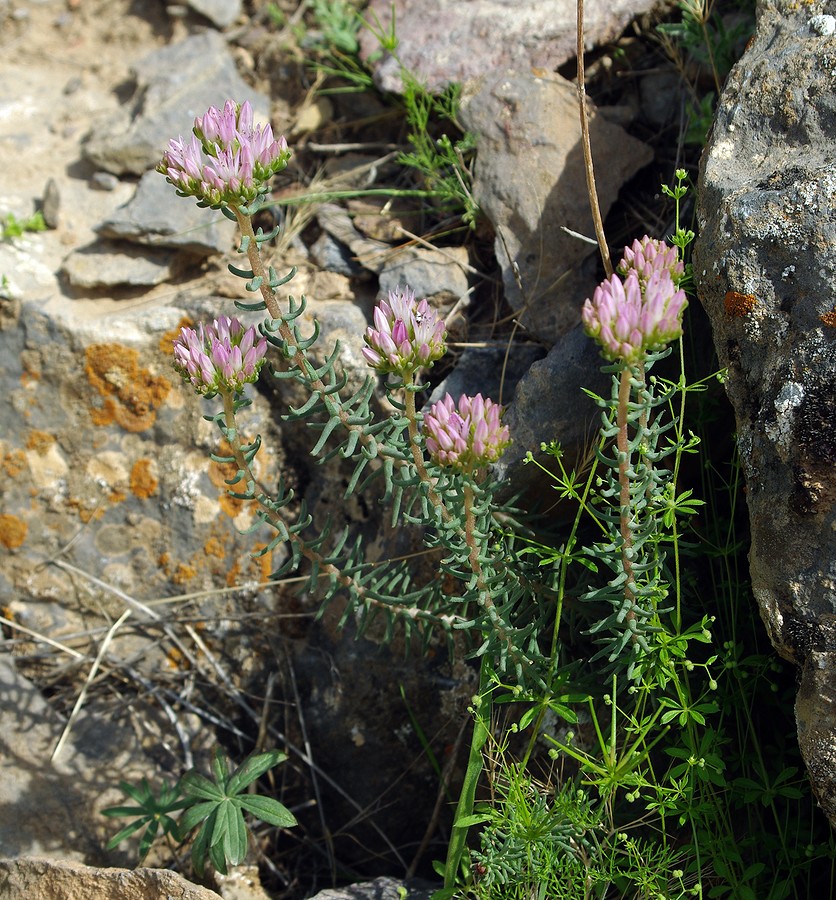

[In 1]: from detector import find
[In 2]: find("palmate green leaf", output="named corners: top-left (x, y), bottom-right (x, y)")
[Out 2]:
top-left (190, 808), bottom-right (217, 878)
top-left (105, 817), bottom-right (149, 850)
top-left (178, 800), bottom-right (219, 836)
top-left (237, 793), bottom-right (297, 827)
top-left (212, 798), bottom-right (248, 868)
top-left (225, 749), bottom-right (288, 797)
top-left (181, 769), bottom-right (225, 802)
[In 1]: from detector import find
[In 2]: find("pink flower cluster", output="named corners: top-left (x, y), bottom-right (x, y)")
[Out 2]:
top-left (173, 315), bottom-right (267, 395)
top-left (582, 237), bottom-right (687, 365)
top-left (618, 235), bottom-right (685, 285)
top-left (362, 286), bottom-right (447, 376)
top-left (424, 393), bottom-right (511, 474)
top-left (158, 100), bottom-right (290, 207)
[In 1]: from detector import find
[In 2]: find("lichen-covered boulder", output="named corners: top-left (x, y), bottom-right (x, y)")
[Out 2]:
top-left (694, 1), bottom-right (836, 824)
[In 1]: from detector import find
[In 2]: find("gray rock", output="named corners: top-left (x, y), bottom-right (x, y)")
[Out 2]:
top-left (360, 0), bottom-right (661, 94)
top-left (0, 857), bottom-right (221, 899)
top-left (60, 241), bottom-right (183, 288)
top-left (317, 203), bottom-right (390, 274)
top-left (179, 0), bottom-right (242, 29)
top-left (377, 244), bottom-right (470, 303)
top-left (460, 70), bottom-right (652, 345)
top-left (84, 31), bottom-right (268, 176)
top-left (98, 170), bottom-right (236, 256)
top-left (491, 324), bottom-right (610, 500)
top-left (91, 171), bottom-right (120, 191)
top-left (694, 2), bottom-right (836, 825)
top-left (311, 230), bottom-right (366, 278)
top-left (308, 877), bottom-right (435, 899)
top-left (428, 344), bottom-right (546, 412)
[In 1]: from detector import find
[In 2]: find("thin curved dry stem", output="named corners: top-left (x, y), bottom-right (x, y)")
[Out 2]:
top-left (577, 0), bottom-right (613, 277)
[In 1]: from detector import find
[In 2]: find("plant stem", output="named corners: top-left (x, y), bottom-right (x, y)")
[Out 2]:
top-left (443, 653), bottom-right (491, 890)
top-left (617, 365), bottom-right (638, 617)
top-left (576, 0), bottom-right (612, 277)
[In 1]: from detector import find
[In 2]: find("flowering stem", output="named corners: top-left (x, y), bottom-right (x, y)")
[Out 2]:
top-left (403, 380), bottom-right (451, 523)
top-left (218, 388), bottom-right (461, 630)
top-left (617, 365), bottom-right (638, 618)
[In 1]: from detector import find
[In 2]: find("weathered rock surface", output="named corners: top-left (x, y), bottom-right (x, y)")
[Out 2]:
top-left (177, 0), bottom-right (243, 29)
top-left (0, 857), bottom-right (222, 900)
top-left (308, 877), bottom-right (435, 899)
top-left (695, 1), bottom-right (836, 825)
top-left (360, 0), bottom-right (662, 93)
top-left (84, 31), bottom-right (268, 176)
top-left (460, 70), bottom-right (652, 345)
top-left (97, 171), bottom-right (237, 257)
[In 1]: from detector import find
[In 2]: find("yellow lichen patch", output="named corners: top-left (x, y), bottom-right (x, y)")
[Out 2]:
top-left (25, 430), bottom-right (55, 455)
top-left (203, 535), bottom-right (226, 559)
top-left (160, 316), bottom-right (193, 355)
top-left (820, 307), bottom-right (836, 328)
top-left (172, 563), bottom-right (197, 585)
top-left (2, 450), bottom-right (26, 478)
top-left (0, 514), bottom-right (27, 549)
top-left (130, 459), bottom-right (159, 499)
top-left (84, 343), bottom-right (171, 433)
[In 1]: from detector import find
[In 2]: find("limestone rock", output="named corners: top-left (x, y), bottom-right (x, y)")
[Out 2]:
top-left (60, 241), bottom-right (184, 288)
top-left (178, 0), bottom-right (242, 29)
top-left (377, 244), bottom-right (470, 304)
top-left (0, 857), bottom-right (221, 899)
top-left (84, 31), bottom-right (268, 176)
top-left (694, 2), bottom-right (836, 824)
top-left (360, 0), bottom-right (662, 94)
top-left (308, 877), bottom-right (435, 899)
top-left (97, 171), bottom-right (236, 257)
top-left (460, 70), bottom-right (652, 345)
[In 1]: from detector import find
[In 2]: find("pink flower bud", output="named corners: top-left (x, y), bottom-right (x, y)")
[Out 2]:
top-left (363, 286), bottom-right (447, 376)
top-left (424, 393), bottom-right (511, 473)
top-left (173, 316), bottom-right (267, 395)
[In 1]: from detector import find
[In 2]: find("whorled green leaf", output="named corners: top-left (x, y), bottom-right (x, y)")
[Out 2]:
top-left (237, 794), bottom-right (297, 828)
top-left (225, 749), bottom-right (288, 797)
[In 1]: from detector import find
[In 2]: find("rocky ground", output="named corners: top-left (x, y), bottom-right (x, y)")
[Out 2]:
top-left (10, 2), bottom-right (835, 900)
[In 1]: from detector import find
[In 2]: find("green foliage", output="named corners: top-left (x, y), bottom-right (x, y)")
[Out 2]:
top-left (1, 210), bottom-right (46, 241)
top-left (657, 0), bottom-right (756, 145)
top-left (297, 1), bottom-right (479, 226)
top-left (103, 748), bottom-right (295, 876)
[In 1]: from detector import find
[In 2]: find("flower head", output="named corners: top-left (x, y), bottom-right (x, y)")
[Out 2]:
top-left (618, 236), bottom-right (685, 286)
top-left (582, 244), bottom-right (687, 365)
top-left (424, 393), bottom-right (511, 474)
top-left (158, 100), bottom-right (290, 207)
top-left (173, 316), bottom-right (267, 395)
top-left (362, 286), bottom-right (447, 376)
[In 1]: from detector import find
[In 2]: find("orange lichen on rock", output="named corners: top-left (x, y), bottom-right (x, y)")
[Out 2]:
top-left (0, 514), bottom-right (27, 549)
top-left (172, 563), bottom-right (197, 585)
top-left (84, 343), bottom-right (171, 433)
top-left (25, 430), bottom-right (55, 454)
top-left (203, 536), bottom-right (226, 559)
top-left (130, 459), bottom-right (159, 499)
top-left (724, 291), bottom-right (758, 317)
top-left (820, 307), bottom-right (836, 328)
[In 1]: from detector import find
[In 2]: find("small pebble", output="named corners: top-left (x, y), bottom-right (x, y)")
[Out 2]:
top-left (41, 178), bottom-right (60, 229)
top-left (90, 171), bottom-right (119, 191)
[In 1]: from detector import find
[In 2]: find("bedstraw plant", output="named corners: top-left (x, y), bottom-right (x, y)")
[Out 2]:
top-left (104, 99), bottom-right (825, 897)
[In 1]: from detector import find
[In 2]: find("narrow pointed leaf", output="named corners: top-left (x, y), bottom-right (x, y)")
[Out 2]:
top-left (237, 794), bottom-right (297, 828)
top-left (226, 750), bottom-right (287, 796)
